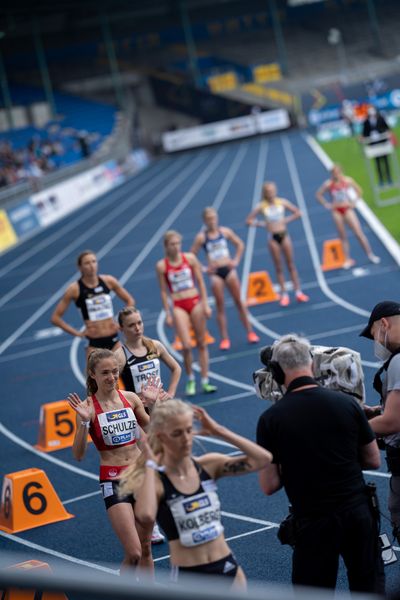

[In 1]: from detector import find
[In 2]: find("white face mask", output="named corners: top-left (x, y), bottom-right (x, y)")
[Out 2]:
top-left (374, 327), bottom-right (391, 362)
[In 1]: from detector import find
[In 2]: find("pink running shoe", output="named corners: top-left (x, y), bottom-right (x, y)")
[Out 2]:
top-left (219, 338), bottom-right (231, 351)
top-left (247, 331), bottom-right (260, 344)
top-left (295, 291), bottom-right (310, 303)
top-left (279, 293), bottom-right (290, 307)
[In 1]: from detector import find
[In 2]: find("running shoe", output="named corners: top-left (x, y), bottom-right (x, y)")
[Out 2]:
top-left (219, 338), bottom-right (231, 351)
top-left (247, 331), bottom-right (260, 344)
top-left (151, 523), bottom-right (165, 545)
top-left (343, 259), bottom-right (355, 270)
top-left (279, 293), bottom-right (290, 307)
top-left (185, 380), bottom-right (196, 396)
top-left (368, 254), bottom-right (381, 264)
top-left (202, 382), bottom-right (217, 394)
top-left (295, 291), bottom-right (310, 303)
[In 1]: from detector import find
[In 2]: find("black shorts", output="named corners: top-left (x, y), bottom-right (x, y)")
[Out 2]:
top-left (100, 479), bottom-right (135, 510)
top-left (213, 265), bottom-right (233, 280)
top-left (87, 334), bottom-right (119, 350)
top-left (271, 231), bottom-right (287, 245)
top-left (171, 552), bottom-right (239, 581)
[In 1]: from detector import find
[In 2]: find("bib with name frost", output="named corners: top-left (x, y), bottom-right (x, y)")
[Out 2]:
top-left (98, 406), bottom-right (140, 447)
top-left (167, 479), bottom-right (224, 547)
top-left (204, 234), bottom-right (230, 262)
top-left (128, 358), bottom-right (161, 393)
top-left (85, 293), bottom-right (114, 321)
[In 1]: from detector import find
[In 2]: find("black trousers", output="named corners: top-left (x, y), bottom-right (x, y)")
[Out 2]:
top-left (375, 154), bottom-right (392, 185)
top-left (291, 499), bottom-right (385, 593)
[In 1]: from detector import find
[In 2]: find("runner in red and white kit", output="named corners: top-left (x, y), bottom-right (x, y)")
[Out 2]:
top-left (156, 230), bottom-right (217, 397)
top-left (67, 349), bottom-right (161, 574)
top-left (316, 165), bottom-right (380, 269)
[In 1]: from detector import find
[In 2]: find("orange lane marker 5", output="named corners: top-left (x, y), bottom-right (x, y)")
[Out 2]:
top-left (35, 400), bottom-right (91, 453)
top-left (0, 468), bottom-right (74, 533)
top-left (246, 271), bottom-right (279, 306)
top-left (3, 560), bottom-right (68, 600)
top-left (321, 239), bottom-right (346, 271)
top-left (173, 328), bottom-right (215, 351)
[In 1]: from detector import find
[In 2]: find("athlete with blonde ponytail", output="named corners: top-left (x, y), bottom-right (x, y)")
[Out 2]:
top-left (119, 400), bottom-right (272, 585)
top-left (67, 349), bottom-right (161, 574)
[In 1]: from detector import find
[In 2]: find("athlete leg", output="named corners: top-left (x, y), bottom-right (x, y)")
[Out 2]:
top-left (134, 518), bottom-right (154, 573)
top-left (225, 270), bottom-right (252, 333)
top-left (281, 236), bottom-right (301, 292)
top-left (107, 502), bottom-right (143, 572)
top-left (268, 239), bottom-right (286, 294)
top-left (331, 210), bottom-right (351, 261)
top-left (210, 274), bottom-right (229, 340)
top-left (190, 301), bottom-right (208, 379)
top-left (233, 566), bottom-right (247, 589)
top-left (173, 306), bottom-right (194, 377)
top-left (343, 209), bottom-right (374, 256)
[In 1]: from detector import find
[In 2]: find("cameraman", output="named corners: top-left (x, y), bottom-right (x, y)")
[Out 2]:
top-left (256, 334), bottom-right (384, 593)
top-left (360, 301), bottom-right (400, 545)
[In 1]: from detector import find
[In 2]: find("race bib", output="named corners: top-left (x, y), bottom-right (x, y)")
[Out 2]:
top-left (167, 481), bottom-right (224, 547)
top-left (168, 267), bottom-right (194, 293)
top-left (128, 358), bottom-right (161, 393)
top-left (85, 293), bottom-right (114, 321)
top-left (206, 238), bottom-right (230, 261)
top-left (98, 407), bottom-right (140, 446)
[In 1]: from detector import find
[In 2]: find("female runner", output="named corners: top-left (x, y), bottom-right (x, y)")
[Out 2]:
top-left (316, 164), bottom-right (380, 269)
top-left (246, 181), bottom-right (309, 307)
top-left (115, 306), bottom-right (181, 401)
top-left (119, 399), bottom-right (272, 586)
top-left (191, 207), bottom-right (259, 351)
top-left (156, 230), bottom-right (217, 397)
top-left (67, 348), bottom-right (160, 572)
top-left (51, 250), bottom-right (134, 357)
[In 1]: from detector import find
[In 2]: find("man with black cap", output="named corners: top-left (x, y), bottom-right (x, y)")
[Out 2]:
top-left (360, 300), bottom-right (400, 543)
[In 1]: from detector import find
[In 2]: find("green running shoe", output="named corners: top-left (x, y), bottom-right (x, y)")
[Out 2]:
top-left (202, 382), bottom-right (217, 394)
top-left (185, 380), bottom-right (196, 396)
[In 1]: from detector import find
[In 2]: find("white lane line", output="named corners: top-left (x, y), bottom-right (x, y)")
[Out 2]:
top-left (212, 143), bottom-right (248, 212)
top-left (0, 340), bottom-right (71, 363)
top-left (281, 135), bottom-right (370, 318)
top-left (63, 490), bottom-right (101, 505)
top-left (0, 159), bottom-right (172, 278)
top-left (221, 511), bottom-right (277, 526)
top-left (198, 391), bottom-right (255, 406)
top-left (0, 152), bottom-right (206, 357)
top-left (195, 435), bottom-right (236, 449)
top-left (0, 157), bottom-right (188, 311)
top-left (0, 531), bottom-right (119, 574)
top-left (363, 470), bottom-right (390, 478)
top-left (303, 133), bottom-right (400, 267)
top-left (0, 422), bottom-right (98, 481)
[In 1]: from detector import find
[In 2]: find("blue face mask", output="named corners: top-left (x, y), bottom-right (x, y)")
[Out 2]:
top-left (374, 328), bottom-right (391, 362)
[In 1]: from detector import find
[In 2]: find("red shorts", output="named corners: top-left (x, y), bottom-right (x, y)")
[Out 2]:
top-left (334, 206), bottom-right (350, 216)
top-left (173, 295), bottom-right (200, 314)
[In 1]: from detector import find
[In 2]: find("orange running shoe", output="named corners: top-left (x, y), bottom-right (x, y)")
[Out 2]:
top-left (247, 331), bottom-right (260, 344)
top-left (279, 293), bottom-right (290, 307)
top-left (295, 291), bottom-right (310, 303)
top-left (219, 338), bottom-right (231, 351)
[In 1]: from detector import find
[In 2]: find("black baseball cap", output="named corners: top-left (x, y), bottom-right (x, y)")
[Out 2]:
top-left (359, 301), bottom-right (400, 339)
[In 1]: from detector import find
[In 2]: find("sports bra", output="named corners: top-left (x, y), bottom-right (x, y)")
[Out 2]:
top-left (203, 230), bottom-right (230, 262)
top-left (75, 277), bottom-right (114, 322)
top-left (120, 344), bottom-right (161, 394)
top-left (157, 460), bottom-right (224, 547)
top-left (164, 254), bottom-right (195, 294)
top-left (89, 390), bottom-right (140, 451)
top-left (261, 199), bottom-right (285, 223)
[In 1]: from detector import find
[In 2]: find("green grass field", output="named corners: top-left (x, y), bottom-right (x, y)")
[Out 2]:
top-left (320, 132), bottom-right (400, 242)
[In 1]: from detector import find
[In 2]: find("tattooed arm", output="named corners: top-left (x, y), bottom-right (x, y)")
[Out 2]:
top-left (193, 406), bottom-right (272, 479)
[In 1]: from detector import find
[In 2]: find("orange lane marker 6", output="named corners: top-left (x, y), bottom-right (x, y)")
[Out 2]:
top-left (173, 328), bottom-right (215, 351)
top-left (321, 239), bottom-right (345, 271)
top-left (246, 271), bottom-right (279, 306)
top-left (3, 560), bottom-right (68, 600)
top-left (0, 468), bottom-right (74, 533)
top-left (35, 400), bottom-right (91, 453)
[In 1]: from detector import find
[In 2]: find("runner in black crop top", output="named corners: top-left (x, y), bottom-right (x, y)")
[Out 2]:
top-left (51, 250), bottom-right (134, 357)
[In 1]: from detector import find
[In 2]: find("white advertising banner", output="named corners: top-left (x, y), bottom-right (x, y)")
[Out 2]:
top-left (30, 161), bottom-right (123, 227)
top-left (162, 109), bottom-right (290, 152)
